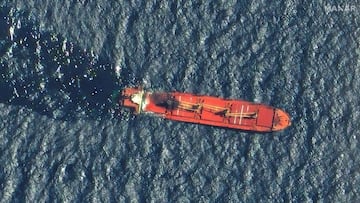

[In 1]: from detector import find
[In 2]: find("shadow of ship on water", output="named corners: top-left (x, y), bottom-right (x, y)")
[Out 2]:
top-left (0, 7), bottom-right (135, 121)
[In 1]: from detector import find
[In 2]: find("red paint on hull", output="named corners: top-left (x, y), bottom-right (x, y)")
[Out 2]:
top-left (119, 87), bottom-right (291, 132)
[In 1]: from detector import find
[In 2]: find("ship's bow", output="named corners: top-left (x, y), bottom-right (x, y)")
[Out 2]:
top-left (272, 109), bottom-right (291, 131)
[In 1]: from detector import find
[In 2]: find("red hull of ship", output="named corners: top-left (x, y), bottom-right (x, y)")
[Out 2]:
top-left (119, 87), bottom-right (291, 132)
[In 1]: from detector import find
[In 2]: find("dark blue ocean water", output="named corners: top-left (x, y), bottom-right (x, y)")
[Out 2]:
top-left (0, 1), bottom-right (359, 202)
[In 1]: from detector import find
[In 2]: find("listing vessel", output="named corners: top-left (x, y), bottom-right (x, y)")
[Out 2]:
top-left (118, 87), bottom-right (291, 132)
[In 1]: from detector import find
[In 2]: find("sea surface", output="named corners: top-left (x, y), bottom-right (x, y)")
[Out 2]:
top-left (0, 0), bottom-right (359, 202)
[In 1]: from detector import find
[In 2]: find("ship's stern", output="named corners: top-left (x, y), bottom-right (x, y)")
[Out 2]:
top-left (119, 87), bottom-right (146, 114)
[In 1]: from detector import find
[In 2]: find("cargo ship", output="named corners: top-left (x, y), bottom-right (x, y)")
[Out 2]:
top-left (118, 87), bottom-right (291, 132)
